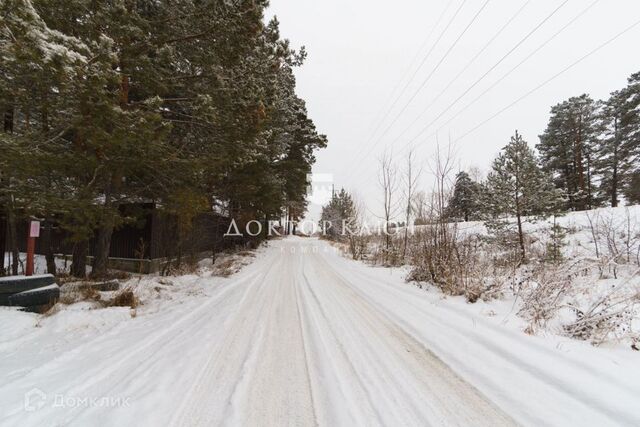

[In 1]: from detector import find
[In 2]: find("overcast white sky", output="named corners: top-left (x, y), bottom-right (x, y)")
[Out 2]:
top-left (265, 0), bottom-right (640, 221)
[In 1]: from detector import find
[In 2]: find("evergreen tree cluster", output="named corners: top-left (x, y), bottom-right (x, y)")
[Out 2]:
top-left (447, 171), bottom-right (483, 222)
top-left (537, 72), bottom-right (640, 210)
top-left (319, 189), bottom-right (357, 239)
top-left (449, 70), bottom-right (640, 227)
top-left (0, 0), bottom-right (327, 277)
top-left (448, 131), bottom-right (563, 262)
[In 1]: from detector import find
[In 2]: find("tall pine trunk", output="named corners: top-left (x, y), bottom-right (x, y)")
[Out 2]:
top-left (0, 215), bottom-right (6, 275)
top-left (516, 211), bottom-right (525, 264)
top-left (611, 118), bottom-right (619, 207)
top-left (92, 217), bottom-right (114, 278)
top-left (2, 108), bottom-right (13, 274)
top-left (71, 240), bottom-right (88, 278)
top-left (42, 220), bottom-right (57, 275)
top-left (92, 182), bottom-right (115, 278)
top-left (91, 74), bottom-right (129, 278)
top-left (514, 164), bottom-right (526, 264)
top-left (574, 123), bottom-right (587, 211)
top-left (3, 107), bottom-right (13, 133)
top-left (7, 205), bottom-right (19, 275)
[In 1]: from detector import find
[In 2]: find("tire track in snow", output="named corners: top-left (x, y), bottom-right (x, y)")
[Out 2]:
top-left (227, 250), bottom-right (317, 427)
top-left (303, 264), bottom-right (422, 425)
top-left (308, 251), bottom-right (516, 426)
top-left (0, 267), bottom-right (266, 424)
top-left (298, 265), bottom-right (382, 425)
top-left (170, 253), bottom-right (282, 426)
top-left (3, 238), bottom-right (540, 426)
top-left (292, 259), bottom-right (320, 427)
top-left (171, 246), bottom-right (320, 426)
top-left (330, 256), bottom-right (640, 426)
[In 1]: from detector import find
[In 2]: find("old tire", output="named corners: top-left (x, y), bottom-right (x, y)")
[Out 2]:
top-left (0, 274), bottom-right (56, 305)
top-left (8, 285), bottom-right (60, 308)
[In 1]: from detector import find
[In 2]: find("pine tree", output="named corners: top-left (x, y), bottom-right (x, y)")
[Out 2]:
top-left (618, 72), bottom-right (640, 203)
top-left (486, 131), bottom-right (563, 263)
top-left (595, 90), bottom-right (626, 207)
top-left (545, 215), bottom-right (568, 264)
top-left (1, 1), bottom-right (327, 277)
top-left (320, 189), bottom-right (356, 239)
top-left (537, 95), bottom-right (601, 211)
top-left (448, 171), bottom-right (482, 221)
top-left (593, 71), bottom-right (640, 206)
top-left (0, 0), bottom-right (99, 275)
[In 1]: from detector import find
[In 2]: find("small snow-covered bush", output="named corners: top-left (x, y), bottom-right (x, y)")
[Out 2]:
top-left (517, 263), bottom-right (576, 333)
top-left (584, 208), bottom-right (640, 274)
top-left (107, 289), bottom-right (139, 309)
top-left (210, 251), bottom-right (255, 277)
top-left (408, 226), bottom-right (506, 302)
top-left (347, 233), bottom-right (371, 261)
top-left (563, 271), bottom-right (639, 345)
top-left (407, 223), bottom-right (460, 294)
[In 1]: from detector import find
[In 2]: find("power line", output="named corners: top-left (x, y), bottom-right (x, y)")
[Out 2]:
top-left (431, 0), bottom-right (601, 142)
top-left (347, 0), bottom-right (560, 186)
top-left (402, 0), bottom-right (599, 154)
top-left (365, 0), bottom-right (467, 146)
top-left (342, 0), bottom-right (469, 184)
top-left (402, 0), bottom-right (569, 150)
top-left (388, 0), bottom-right (531, 147)
top-left (371, 0), bottom-right (490, 146)
top-left (345, 0), bottom-right (487, 183)
top-left (348, 2), bottom-right (630, 191)
top-left (363, 1), bottom-right (454, 144)
top-left (452, 17), bottom-right (640, 143)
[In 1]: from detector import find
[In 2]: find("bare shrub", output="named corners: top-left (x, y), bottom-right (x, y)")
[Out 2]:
top-left (517, 263), bottom-right (576, 333)
top-left (563, 270), bottom-right (639, 345)
top-left (407, 142), bottom-right (465, 294)
top-left (213, 258), bottom-right (237, 277)
top-left (585, 209), bottom-right (640, 278)
top-left (378, 151), bottom-right (400, 263)
top-left (57, 284), bottom-right (102, 305)
top-left (107, 289), bottom-right (138, 308)
top-left (564, 297), bottom-right (636, 345)
top-left (483, 218), bottom-right (536, 268)
top-left (369, 233), bottom-right (403, 267)
top-left (162, 260), bottom-right (199, 277)
top-left (408, 227), bottom-right (507, 303)
top-left (346, 196), bottom-right (371, 261)
top-left (407, 223), bottom-right (460, 294)
top-left (348, 233), bottom-right (371, 261)
top-left (455, 236), bottom-right (507, 303)
top-left (518, 259), bottom-right (638, 345)
top-left (81, 286), bottom-right (101, 301)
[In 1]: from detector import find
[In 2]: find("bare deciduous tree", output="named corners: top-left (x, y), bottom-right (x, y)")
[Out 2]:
top-left (402, 149), bottom-right (422, 259)
top-left (412, 191), bottom-right (429, 225)
top-left (378, 151), bottom-right (399, 254)
top-left (429, 141), bottom-right (456, 221)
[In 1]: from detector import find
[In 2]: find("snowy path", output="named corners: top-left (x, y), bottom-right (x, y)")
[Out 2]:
top-left (1, 237), bottom-right (639, 426)
top-left (172, 239), bottom-right (513, 427)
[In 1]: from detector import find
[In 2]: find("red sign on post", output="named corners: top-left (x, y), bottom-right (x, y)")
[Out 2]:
top-left (26, 221), bottom-right (40, 276)
top-left (29, 221), bottom-right (41, 238)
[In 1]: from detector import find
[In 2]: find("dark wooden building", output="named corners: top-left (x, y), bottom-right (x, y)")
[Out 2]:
top-left (5, 204), bottom-right (242, 274)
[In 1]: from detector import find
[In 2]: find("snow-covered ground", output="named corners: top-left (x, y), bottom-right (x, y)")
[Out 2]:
top-left (1, 236), bottom-right (639, 426)
top-left (389, 205), bottom-right (640, 345)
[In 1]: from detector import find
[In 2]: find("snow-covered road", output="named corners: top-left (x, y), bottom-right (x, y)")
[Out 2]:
top-left (1, 237), bottom-right (638, 426)
top-left (173, 238), bottom-right (513, 427)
